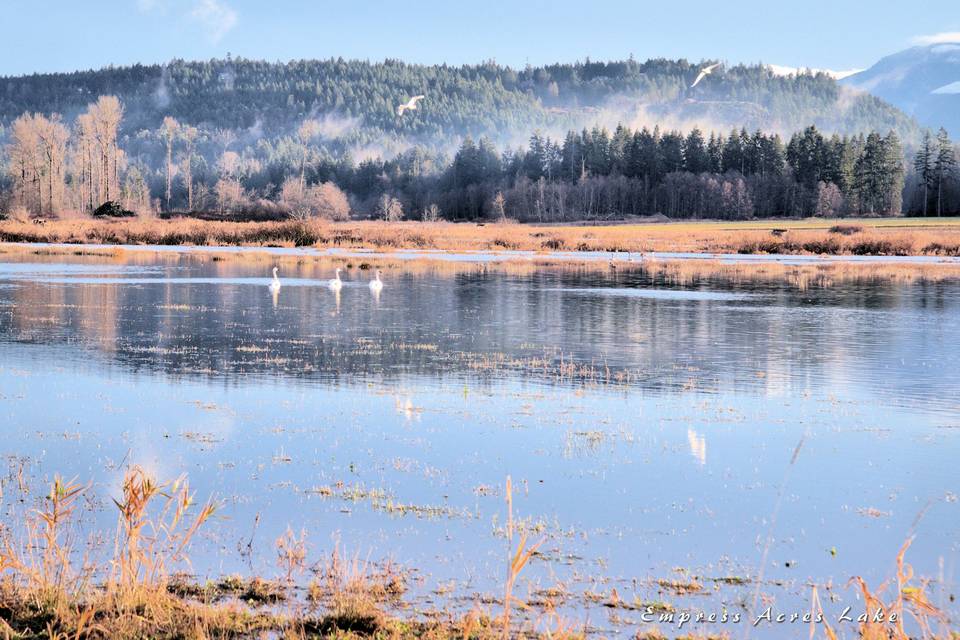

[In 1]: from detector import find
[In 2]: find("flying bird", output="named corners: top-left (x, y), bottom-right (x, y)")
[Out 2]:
top-left (690, 63), bottom-right (721, 88)
top-left (397, 95), bottom-right (425, 116)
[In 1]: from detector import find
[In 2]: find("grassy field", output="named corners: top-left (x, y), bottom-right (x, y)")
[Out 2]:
top-left (624, 217), bottom-right (960, 231)
top-left (2, 216), bottom-right (960, 257)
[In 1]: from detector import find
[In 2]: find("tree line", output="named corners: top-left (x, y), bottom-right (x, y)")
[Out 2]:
top-left (1, 94), bottom-right (957, 222)
top-left (437, 124), bottom-right (922, 220)
top-left (0, 56), bottom-right (918, 151)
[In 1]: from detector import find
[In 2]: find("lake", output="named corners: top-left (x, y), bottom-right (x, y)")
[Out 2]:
top-left (1, 246), bottom-right (958, 637)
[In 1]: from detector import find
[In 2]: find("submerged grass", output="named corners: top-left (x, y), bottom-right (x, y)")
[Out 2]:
top-left (0, 469), bottom-right (580, 640)
top-left (0, 469), bottom-right (955, 638)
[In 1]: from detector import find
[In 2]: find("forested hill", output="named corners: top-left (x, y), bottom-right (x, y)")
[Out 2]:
top-left (0, 56), bottom-right (919, 149)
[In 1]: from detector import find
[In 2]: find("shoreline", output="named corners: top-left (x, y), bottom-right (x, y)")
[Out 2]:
top-left (5, 240), bottom-right (960, 266)
top-left (6, 240), bottom-right (960, 289)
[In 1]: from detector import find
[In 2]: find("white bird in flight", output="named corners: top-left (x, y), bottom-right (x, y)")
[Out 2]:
top-left (690, 63), bottom-right (721, 88)
top-left (397, 95), bottom-right (425, 116)
top-left (369, 269), bottom-right (383, 293)
top-left (328, 267), bottom-right (343, 291)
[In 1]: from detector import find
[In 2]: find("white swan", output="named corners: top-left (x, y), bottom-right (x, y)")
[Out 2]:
top-left (328, 267), bottom-right (343, 291)
top-left (369, 269), bottom-right (383, 293)
top-left (397, 95), bottom-right (425, 116)
top-left (690, 62), bottom-right (721, 88)
top-left (269, 267), bottom-right (281, 293)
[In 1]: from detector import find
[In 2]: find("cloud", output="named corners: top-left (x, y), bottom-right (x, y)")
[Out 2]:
top-left (189, 0), bottom-right (238, 43)
top-left (136, 0), bottom-right (167, 11)
top-left (911, 31), bottom-right (960, 46)
top-left (137, 0), bottom-right (237, 43)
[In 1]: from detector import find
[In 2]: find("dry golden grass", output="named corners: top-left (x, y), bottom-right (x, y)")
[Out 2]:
top-left (0, 469), bottom-right (579, 640)
top-left (0, 470), bottom-right (955, 639)
top-left (3, 216), bottom-right (960, 256)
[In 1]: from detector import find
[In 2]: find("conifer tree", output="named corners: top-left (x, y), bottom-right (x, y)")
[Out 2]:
top-left (913, 130), bottom-right (934, 216)
top-left (934, 128), bottom-right (956, 217)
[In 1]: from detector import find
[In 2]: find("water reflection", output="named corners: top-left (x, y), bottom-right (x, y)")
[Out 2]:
top-left (1, 257), bottom-right (958, 413)
top-left (1, 251), bottom-right (958, 636)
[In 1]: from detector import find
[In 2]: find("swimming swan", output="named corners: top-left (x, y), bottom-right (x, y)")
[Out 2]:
top-left (328, 268), bottom-right (343, 291)
top-left (369, 269), bottom-right (383, 293)
top-left (269, 267), bottom-right (281, 293)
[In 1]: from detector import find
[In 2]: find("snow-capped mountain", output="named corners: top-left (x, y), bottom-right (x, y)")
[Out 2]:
top-left (841, 43), bottom-right (960, 135)
top-left (766, 64), bottom-right (862, 80)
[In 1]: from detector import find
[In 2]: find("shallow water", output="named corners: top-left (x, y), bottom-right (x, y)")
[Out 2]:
top-left (1, 247), bottom-right (958, 637)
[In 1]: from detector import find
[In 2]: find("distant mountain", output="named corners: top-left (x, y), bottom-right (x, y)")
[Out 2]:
top-left (766, 64), bottom-right (862, 80)
top-left (0, 56), bottom-right (918, 154)
top-left (842, 43), bottom-right (960, 136)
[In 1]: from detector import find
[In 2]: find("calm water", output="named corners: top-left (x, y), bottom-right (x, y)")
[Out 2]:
top-left (1, 248), bottom-right (958, 636)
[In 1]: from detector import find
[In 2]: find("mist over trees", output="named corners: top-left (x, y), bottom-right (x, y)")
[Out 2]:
top-left (0, 56), bottom-right (956, 221)
top-left (0, 57), bottom-right (918, 144)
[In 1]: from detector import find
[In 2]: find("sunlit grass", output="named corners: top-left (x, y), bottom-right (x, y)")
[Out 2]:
top-left (3, 216), bottom-right (960, 256)
top-left (0, 467), bottom-right (954, 638)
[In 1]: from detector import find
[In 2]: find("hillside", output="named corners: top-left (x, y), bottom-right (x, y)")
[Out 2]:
top-left (0, 56), bottom-right (919, 151)
top-left (842, 43), bottom-right (960, 137)
top-left (2, 56), bottom-right (945, 222)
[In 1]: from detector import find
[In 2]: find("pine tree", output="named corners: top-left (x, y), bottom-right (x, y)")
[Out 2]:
top-left (881, 131), bottom-right (904, 215)
top-left (934, 128), bottom-right (956, 217)
top-left (707, 133), bottom-right (723, 174)
top-left (610, 124), bottom-right (632, 174)
top-left (660, 131), bottom-right (684, 174)
top-left (721, 129), bottom-right (743, 174)
top-left (913, 130), bottom-right (934, 216)
top-left (854, 133), bottom-right (884, 214)
top-left (683, 128), bottom-right (710, 174)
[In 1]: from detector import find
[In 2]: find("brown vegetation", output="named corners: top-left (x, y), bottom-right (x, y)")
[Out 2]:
top-left (0, 470), bottom-right (581, 640)
top-left (3, 217), bottom-right (960, 257)
top-left (0, 470), bottom-right (953, 639)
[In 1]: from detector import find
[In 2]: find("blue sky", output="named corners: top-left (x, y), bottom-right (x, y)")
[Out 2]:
top-left (1, 0), bottom-right (959, 76)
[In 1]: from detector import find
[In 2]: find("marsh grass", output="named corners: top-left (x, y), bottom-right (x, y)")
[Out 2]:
top-left (0, 468), bottom-right (281, 639)
top-left (5, 217), bottom-right (960, 256)
top-left (0, 470), bottom-right (575, 639)
top-left (0, 469), bottom-right (955, 639)
top-left (848, 537), bottom-right (948, 640)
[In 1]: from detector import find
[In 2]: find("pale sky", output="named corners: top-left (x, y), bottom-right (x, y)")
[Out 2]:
top-left (1, 0), bottom-right (958, 76)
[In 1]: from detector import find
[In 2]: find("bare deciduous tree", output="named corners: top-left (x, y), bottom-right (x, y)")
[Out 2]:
top-left (377, 193), bottom-right (404, 221)
top-left (180, 125), bottom-right (198, 211)
top-left (6, 113), bottom-right (69, 216)
top-left (280, 177), bottom-right (350, 221)
top-left (161, 116), bottom-right (180, 211)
